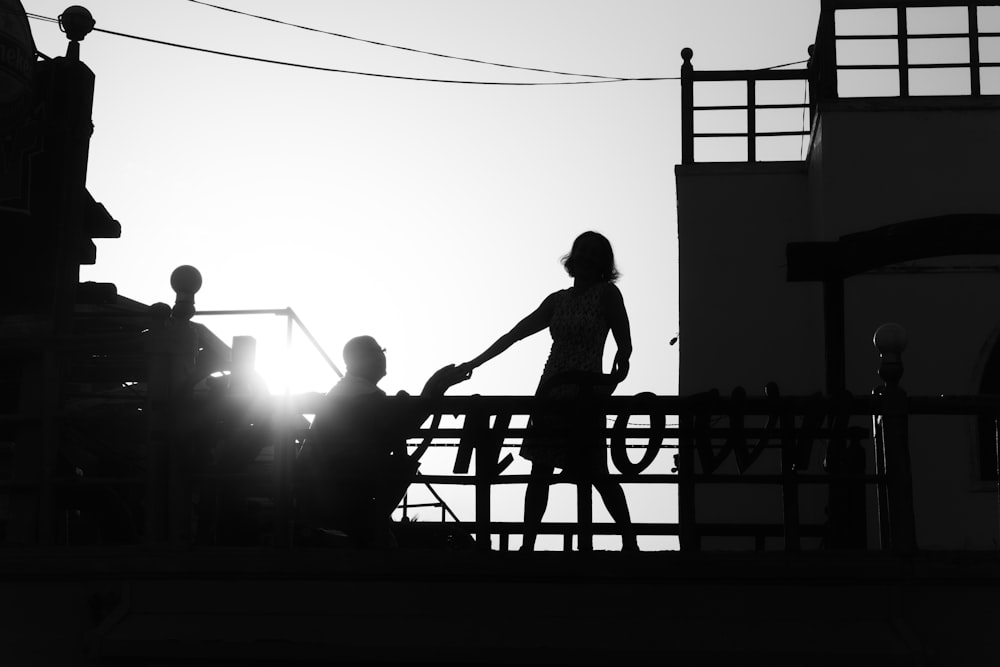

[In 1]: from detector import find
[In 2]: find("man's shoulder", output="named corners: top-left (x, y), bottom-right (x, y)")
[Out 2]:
top-left (327, 376), bottom-right (386, 399)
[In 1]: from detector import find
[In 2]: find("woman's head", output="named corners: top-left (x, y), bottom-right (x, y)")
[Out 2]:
top-left (562, 231), bottom-right (619, 282)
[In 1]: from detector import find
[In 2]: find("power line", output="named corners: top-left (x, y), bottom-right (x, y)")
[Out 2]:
top-left (185, 0), bottom-right (626, 81)
top-left (24, 12), bottom-right (807, 85)
top-left (25, 12), bottom-right (56, 24)
top-left (91, 24), bottom-right (629, 86)
top-left (24, 11), bottom-right (633, 85)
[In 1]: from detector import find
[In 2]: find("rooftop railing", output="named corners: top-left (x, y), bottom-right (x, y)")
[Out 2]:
top-left (681, 1), bottom-right (1000, 164)
top-left (9, 327), bottom-right (996, 554)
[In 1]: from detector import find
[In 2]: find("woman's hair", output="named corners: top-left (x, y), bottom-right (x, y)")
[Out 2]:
top-left (561, 231), bottom-right (620, 282)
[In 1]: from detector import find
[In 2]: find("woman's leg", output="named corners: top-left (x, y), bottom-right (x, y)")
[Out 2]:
top-left (521, 462), bottom-right (555, 551)
top-left (593, 477), bottom-right (639, 551)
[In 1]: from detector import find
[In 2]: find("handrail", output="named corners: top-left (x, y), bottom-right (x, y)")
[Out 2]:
top-left (0, 388), bottom-right (948, 551)
top-left (680, 50), bottom-right (811, 164)
top-left (680, 1), bottom-right (1000, 164)
top-left (7, 338), bottom-right (1000, 552)
top-left (813, 1), bottom-right (1000, 100)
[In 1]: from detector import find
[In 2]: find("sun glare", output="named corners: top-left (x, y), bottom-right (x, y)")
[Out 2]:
top-left (194, 312), bottom-right (341, 396)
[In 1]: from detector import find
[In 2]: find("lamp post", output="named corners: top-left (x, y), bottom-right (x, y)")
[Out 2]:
top-left (58, 5), bottom-right (95, 61)
top-left (873, 323), bottom-right (916, 554)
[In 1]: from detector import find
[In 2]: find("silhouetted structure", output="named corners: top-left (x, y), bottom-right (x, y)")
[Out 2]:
top-left (678, 0), bottom-right (1000, 552)
top-left (0, 2), bottom-right (999, 665)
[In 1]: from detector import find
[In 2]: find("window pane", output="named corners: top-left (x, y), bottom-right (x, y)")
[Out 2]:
top-left (908, 67), bottom-right (972, 96)
top-left (836, 8), bottom-right (897, 36)
top-left (906, 6), bottom-right (967, 36)
top-left (838, 68), bottom-right (900, 97)
top-left (693, 137), bottom-right (747, 163)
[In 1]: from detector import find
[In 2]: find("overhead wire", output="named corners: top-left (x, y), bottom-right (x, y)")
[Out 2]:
top-left (24, 11), bottom-right (808, 86)
top-left (90, 24), bottom-right (623, 86)
top-left (184, 0), bottom-right (626, 82)
top-left (25, 11), bottom-right (56, 24)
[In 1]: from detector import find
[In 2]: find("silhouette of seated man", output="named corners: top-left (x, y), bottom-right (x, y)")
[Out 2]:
top-left (297, 335), bottom-right (463, 548)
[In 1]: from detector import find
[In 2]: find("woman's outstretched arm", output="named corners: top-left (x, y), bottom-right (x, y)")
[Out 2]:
top-left (604, 284), bottom-right (632, 382)
top-left (459, 292), bottom-right (557, 374)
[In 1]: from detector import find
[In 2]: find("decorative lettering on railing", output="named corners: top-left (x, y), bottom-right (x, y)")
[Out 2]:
top-left (452, 401), bottom-right (514, 478)
top-left (682, 385), bottom-right (866, 477)
top-left (609, 392), bottom-right (664, 476)
top-left (2, 375), bottom-right (951, 553)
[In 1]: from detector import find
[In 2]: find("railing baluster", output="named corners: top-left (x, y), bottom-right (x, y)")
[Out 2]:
top-left (576, 482), bottom-right (593, 552)
top-left (897, 6), bottom-right (910, 97)
top-left (680, 48), bottom-right (694, 164)
top-left (969, 4), bottom-right (981, 96)
top-left (872, 391), bottom-right (892, 550)
top-left (747, 77), bottom-right (756, 163)
top-left (995, 417), bottom-right (1000, 545)
top-left (874, 324), bottom-right (916, 555)
top-left (678, 412), bottom-right (697, 551)
top-left (817, 0), bottom-right (838, 101)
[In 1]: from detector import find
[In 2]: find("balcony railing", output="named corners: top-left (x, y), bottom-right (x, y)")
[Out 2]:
top-left (680, 50), bottom-right (811, 165)
top-left (7, 360), bottom-right (994, 553)
top-left (680, 1), bottom-right (1000, 164)
top-left (1, 293), bottom-right (996, 554)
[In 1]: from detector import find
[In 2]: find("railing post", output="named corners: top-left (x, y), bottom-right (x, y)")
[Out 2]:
top-left (746, 77), bottom-right (756, 163)
top-left (474, 453), bottom-right (491, 552)
top-left (677, 411), bottom-right (698, 551)
top-left (995, 417), bottom-right (1000, 546)
top-left (467, 405), bottom-right (493, 552)
top-left (807, 44), bottom-right (817, 125)
top-left (896, 6), bottom-right (910, 97)
top-left (873, 323), bottom-right (916, 554)
top-left (571, 398), bottom-right (594, 552)
top-left (680, 48), bottom-right (694, 165)
top-left (576, 480), bottom-right (594, 552)
top-left (455, 401), bottom-right (511, 552)
top-left (872, 386), bottom-right (891, 549)
top-left (816, 0), bottom-right (839, 102)
top-left (969, 4), bottom-right (981, 97)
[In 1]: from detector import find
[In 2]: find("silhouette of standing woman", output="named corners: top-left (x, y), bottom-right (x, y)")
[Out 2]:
top-left (457, 231), bottom-right (638, 551)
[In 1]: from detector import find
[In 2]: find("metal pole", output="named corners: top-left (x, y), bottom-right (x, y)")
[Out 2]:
top-left (680, 48), bottom-right (694, 164)
top-left (746, 77), bottom-right (756, 163)
top-left (969, 5), bottom-right (981, 97)
top-left (897, 6), bottom-right (910, 97)
top-left (995, 418), bottom-right (999, 549)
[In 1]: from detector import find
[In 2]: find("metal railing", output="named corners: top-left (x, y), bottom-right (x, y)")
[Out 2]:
top-left (680, 49), bottom-right (811, 164)
top-left (0, 383), bottom-right (944, 552)
top-left (6, 372), bottom-right (1000, 552)
top-left (680, 1), bottom-right (1000, 164)
top-left (813, 0), bottom-right (1000, 100)
top-left (3, 300), bottom-right (998, 553)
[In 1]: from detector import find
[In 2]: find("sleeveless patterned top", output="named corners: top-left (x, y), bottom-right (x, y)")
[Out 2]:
top-left (538, 283), bottom-right (609, 389)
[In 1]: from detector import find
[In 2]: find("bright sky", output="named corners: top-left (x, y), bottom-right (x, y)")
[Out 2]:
top-left (25, 0), bottom-right (821, 397)
top-left (24, 0), bottom-right (824, 548)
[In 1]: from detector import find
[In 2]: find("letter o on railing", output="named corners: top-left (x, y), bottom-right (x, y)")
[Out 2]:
top-left (610, 392), bottom-right (665, 475)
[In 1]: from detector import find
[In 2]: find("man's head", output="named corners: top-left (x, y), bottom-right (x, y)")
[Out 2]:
top-left (342, 335), bottom-right (387, 384)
